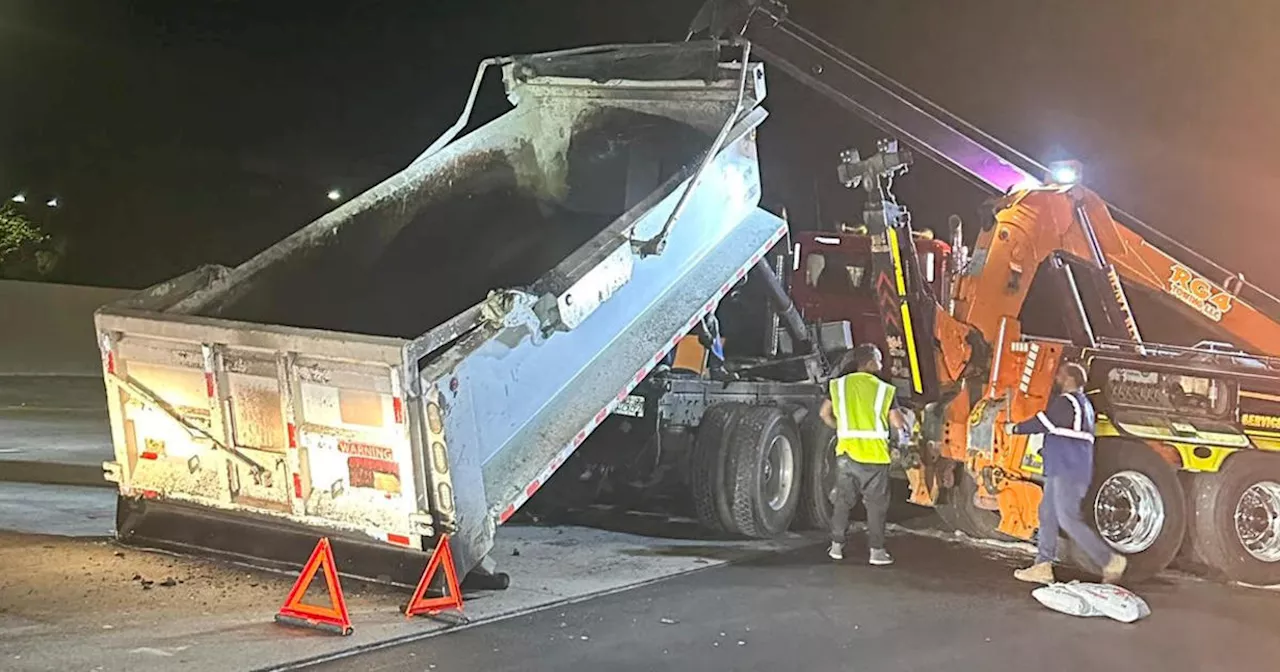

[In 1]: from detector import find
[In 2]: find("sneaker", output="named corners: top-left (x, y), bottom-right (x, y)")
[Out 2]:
top-left (1013, 562), bottom-right (1055, 584)
top-left (828, 542), bottom-right (844, 561)
top-left (868, 548), bottom-right (894, 566)
top-left (1102, 554), bottom-right (1128, 584)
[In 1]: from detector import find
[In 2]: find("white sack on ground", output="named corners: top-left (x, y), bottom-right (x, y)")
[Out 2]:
top-left (1032, 581), bottom-right (1151, 623)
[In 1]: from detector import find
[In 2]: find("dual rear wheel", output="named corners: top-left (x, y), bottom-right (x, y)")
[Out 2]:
top-left (691, 404), bottom-right (802, 538)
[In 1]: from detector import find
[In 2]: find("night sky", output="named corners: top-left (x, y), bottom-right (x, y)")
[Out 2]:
top-left (3, 0), bottom-right (1279, 298)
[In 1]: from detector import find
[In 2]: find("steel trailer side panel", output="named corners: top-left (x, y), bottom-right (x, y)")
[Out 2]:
top-left (418, 114), bottom-right (780, 572)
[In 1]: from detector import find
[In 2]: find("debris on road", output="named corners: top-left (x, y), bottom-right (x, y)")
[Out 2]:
top-left (0, 530), bottom-right (400, 628)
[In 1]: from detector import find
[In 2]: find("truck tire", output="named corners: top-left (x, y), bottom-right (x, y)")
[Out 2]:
top-left (690, 403), bottom-right (747, 535)
top-left (1188, 451), bottom-right (1280, 585)
top-left (1070, 440), bottom-right (1185, 582)
top-left (724, 406), bottom-right (803, 538)
top-left (795, 414), bottom-right (837, 531)
top-left (934, 468), bottom-right (1005, 540)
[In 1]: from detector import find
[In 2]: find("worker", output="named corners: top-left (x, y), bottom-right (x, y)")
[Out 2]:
top-left (1005, 361), bottom-right (1127, 584)
top-left (819, 343), bottom-right (906, 566)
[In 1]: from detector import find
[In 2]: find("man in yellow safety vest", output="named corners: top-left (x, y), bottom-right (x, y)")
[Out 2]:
top-left (819, 343), bottom-right (906, 566)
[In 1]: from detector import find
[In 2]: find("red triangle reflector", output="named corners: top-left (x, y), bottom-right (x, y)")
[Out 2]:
top-left (274, 538), bottom-right (353, 636)
top-left (405, 535), bottom-right (465, 621)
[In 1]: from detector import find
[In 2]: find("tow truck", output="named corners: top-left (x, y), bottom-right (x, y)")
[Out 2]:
top-left (689, 0), bottom-right (1280, 584)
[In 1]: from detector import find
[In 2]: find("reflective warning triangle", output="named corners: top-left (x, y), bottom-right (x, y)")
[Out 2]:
top-left (274, 537), bottom-right (353, 635)
top-left (405, 534), bottom-right (464, 619)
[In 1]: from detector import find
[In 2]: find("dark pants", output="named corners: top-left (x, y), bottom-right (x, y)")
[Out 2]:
top-left (829, 456), bottom-right (890, 550)
top-left (1037, 475), bottom-right (1113, 567)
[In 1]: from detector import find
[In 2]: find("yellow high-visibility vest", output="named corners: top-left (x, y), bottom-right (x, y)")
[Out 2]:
top-left (829, 372), bottom-right (896, 464)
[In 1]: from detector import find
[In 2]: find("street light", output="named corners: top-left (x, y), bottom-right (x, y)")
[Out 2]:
top-left (326, 189), bottom-right (342, 202)
top-left (10, 193), bottom-right (26, 203)
top-left (45, 197), bottom-right (59, 208)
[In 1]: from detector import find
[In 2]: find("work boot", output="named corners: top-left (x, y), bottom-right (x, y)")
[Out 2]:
top-left (1014, 562), bottom-right (1055, 584)
top-left (869, 548), bottom-right (894, 566)
top-left (1102, 554), bottom-right (1128, 584)
top-left (828, 541), bottom-right (844, 561)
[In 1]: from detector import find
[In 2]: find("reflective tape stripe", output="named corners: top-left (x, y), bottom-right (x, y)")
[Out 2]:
top-left (1035, 409), bottom-right (1095, 443)
top-left (838, 429), bottom-right (890, 439)
top-left (1049, 427), bottom-right (1095, 442)
top-left (1063, 393), bottom-right (1083, 432)
top-left (835, 377), bottom-right (852, 436)
top-left (872, 381), bottom-right (890, 433)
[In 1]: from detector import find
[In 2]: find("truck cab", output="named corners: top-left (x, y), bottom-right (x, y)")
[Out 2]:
top-left (790, 229), bottom-right (952, 353)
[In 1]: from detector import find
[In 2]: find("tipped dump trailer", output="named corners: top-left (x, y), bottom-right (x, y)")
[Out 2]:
top-left (94, 43), bottom-right (832, 584)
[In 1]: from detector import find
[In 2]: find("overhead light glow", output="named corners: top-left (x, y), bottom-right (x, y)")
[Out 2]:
top-left (45, 197), bottom-right (59, 208)
top-left (1046, 160), bottom-right (1083, 186)
top-left (326, 189), bottom-right (342, 201)
top-left (10, 193), bottom-right (26, 203)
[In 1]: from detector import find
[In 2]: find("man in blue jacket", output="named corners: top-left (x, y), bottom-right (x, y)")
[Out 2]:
top-left (1005, 362), bottom-right (1127, 584)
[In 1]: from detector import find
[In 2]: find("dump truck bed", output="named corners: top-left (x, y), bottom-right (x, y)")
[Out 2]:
top-left (96, 42), bottom-right (786, 581)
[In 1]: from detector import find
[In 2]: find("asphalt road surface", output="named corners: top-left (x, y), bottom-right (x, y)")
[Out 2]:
top-left (308, 533), bottom-right (1280, 672)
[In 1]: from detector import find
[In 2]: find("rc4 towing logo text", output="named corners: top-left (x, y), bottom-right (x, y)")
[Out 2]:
top-left (1168, 264), bottom-right (1234, 322)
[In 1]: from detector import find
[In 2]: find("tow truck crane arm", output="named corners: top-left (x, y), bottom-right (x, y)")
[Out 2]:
top-left (690, 0), bottom-right (1280, 358)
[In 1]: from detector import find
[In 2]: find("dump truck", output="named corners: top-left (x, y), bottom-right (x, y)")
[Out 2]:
top-left (95, 42), bottom-right (854, 585)
top-left (693, 0), bottom-right (1280, 584)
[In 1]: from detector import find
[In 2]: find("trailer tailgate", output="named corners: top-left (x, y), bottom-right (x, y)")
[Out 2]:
top-left (96, 309), bottom-right (436, 550)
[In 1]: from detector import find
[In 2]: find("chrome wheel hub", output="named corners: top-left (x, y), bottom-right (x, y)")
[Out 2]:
top-left (763, 435), bottom-right (795, 511)
top-left (1235, 480), bottom-right (1280, 563)
top-left (1095, 470), bottom-right (1165, 553)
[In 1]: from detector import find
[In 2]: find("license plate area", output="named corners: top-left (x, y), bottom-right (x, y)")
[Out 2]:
top-left (613, 394), bottom-right (645, 418)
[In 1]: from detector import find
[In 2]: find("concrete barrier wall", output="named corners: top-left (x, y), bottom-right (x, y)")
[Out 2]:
top-left (0, 280), bottom-right (134, 375)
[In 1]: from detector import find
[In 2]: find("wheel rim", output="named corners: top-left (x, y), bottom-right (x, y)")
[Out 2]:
top-left (1094, 470), bottom-right (1165, 553)
top-left (762, 434), bottom-right (795, 511)
top-left (1234, 480), bottom-right (1280, 563)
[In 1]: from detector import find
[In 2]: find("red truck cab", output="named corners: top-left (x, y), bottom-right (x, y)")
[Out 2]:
top-left (789, 230), bottom-right (952, 351)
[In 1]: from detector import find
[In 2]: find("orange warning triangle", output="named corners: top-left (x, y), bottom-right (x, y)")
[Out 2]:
top-left (274, 537), bottom-right (353, 635)
top-left (405, 534), bottom-right (464, 619)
